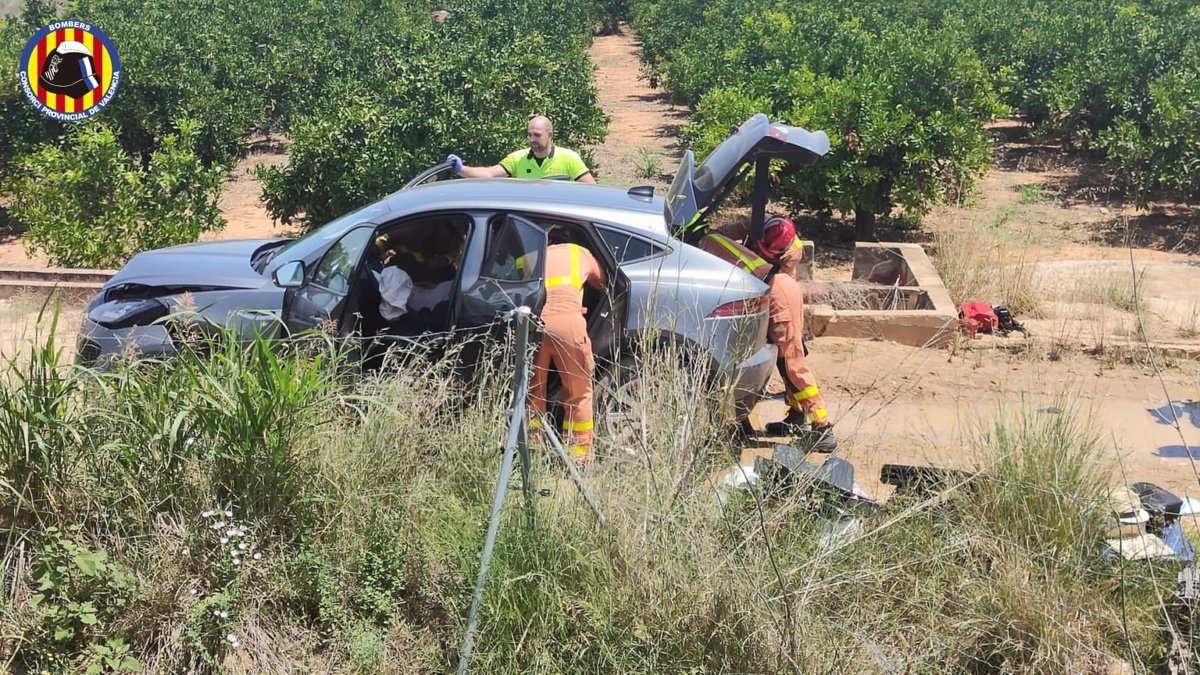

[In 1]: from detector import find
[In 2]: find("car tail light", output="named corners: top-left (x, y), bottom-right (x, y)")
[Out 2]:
top-left (708, 295), bottom-right (767, 318)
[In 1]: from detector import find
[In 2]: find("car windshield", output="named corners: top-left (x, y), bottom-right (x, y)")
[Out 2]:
top-left (257, 201), bottom-right (391, 272)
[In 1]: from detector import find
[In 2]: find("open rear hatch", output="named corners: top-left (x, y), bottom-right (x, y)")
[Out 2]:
top-left (665, 113), bottom-right (830, 244)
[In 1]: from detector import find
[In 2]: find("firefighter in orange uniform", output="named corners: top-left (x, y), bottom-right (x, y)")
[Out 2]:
top-left (529, 236), bottom-right (608, 464)
top-left (698, 215), bottom-right (837, 451)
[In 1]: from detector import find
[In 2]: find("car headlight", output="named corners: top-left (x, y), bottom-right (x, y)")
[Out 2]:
top-left (88, 298), bottom-right (170, 329)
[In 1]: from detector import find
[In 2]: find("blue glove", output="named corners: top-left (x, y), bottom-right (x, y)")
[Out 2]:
top-left (447, 153), bottom-right (464, 174)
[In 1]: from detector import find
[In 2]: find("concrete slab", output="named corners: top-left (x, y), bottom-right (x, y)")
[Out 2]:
top-left (0, 267), bottom-right (113, 303)
top-left (806, 242), bottom-right (959, 348)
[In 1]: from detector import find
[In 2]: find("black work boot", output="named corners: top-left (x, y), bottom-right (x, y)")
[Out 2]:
top-left (764, 409), bottom-right (809, 436)
top-left (733, 418), bottom-right (757, 445)
top-left (803, 424), bottom-right (838, 453)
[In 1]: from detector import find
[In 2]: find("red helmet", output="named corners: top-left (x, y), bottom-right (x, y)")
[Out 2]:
top-left (753, 216), bottom-right (797, 260)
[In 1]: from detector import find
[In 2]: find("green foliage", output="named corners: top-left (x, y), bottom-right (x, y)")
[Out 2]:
top-left (953, 0), bottom-right (1200, 201)
top-left (19, 527), bottom-right (142, 675)
top-left (633, 146), bottom-right (662, 179)
top-left (174, 506), bottom-right (265, 669)
top-left (6, 120), bottom-right (224, 268)
top-left (636, 0), bottom-right (1003, 237)
top-left (176, 333), bottom-right (338, 530)
top-left (1, 0), bottom-right (610, 262)
top-left (1097, 59), bottom-right (1200, 203)
top-left (636, 0), bottom-right (1200, 233)
top-left (353, 524), bottom-right (410, 624)
top-left (259, 0), bottom-right (609, 229)
top-left (1018, 184), bottom-right (1051, 205)
top-left (84, 326), bottom-right (347, 534)
top-left (0, 308), bottom-right (85, 512)
top-left (0, 319), bottom-right (1187, 670)
top-left (0, 9), bottom-right (61, 173)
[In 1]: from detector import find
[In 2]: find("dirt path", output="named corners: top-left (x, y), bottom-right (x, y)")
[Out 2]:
top-left (748, 337), bottom-right (1200, 500)
top-left (746, 120), bottom-right (1200, 502)
top-left (586, 25), bottom-right (688, 191)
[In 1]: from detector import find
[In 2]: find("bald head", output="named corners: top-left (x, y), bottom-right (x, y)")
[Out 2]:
top-left (527, 116), bottom-right (554, 158)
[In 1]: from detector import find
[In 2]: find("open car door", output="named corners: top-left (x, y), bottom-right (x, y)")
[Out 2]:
top-left (278, 225), bottom-right (377, 336)
top-left (665, 113), bottom-right (830, 244)
top-left (400, 161), bottom-right (456, 191)
top-left (583, 239), bottom-right (629, 369)
top-left (455, 214), bottom-right (548, 327)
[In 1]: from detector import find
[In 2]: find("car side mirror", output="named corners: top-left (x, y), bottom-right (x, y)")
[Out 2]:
top-left (273, 260), bottom-right (305, 288)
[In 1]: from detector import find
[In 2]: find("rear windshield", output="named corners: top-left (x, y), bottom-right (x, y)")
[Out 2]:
top-left (693, 114), bottom-right (768, 192)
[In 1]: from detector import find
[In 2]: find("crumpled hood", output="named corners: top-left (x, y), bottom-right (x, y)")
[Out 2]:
top-left (105, 239), bottom-right (277, 289)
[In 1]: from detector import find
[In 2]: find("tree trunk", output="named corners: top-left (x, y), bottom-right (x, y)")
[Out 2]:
top-left (854, 206), bottom-right (877, 242)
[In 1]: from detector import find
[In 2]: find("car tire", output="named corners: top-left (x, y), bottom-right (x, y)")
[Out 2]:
top-left (594, 352), bottom-right (644, 459)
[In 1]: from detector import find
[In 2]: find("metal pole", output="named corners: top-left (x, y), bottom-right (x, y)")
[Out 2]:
top-left (513, 308), bottom-right (535, 531)
top-left (748, 156), bottom-right (771, 246)
top-left (543, 426), bottom-right (607, 527)
top-left (455, 306), bottom-right (534, 675)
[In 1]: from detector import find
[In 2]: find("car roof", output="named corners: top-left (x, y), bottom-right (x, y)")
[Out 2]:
top-left (380, 178), bottom-right (670, 239)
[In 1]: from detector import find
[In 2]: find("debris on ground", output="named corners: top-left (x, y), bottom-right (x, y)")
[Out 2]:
top-left (879, 463), bottom-right (979, 499)
top-left (715, 445), bottom-right (878, 548)
top-left (1169, 567), bottom-right (1200, 672)
top-left (1103, 483), bottom-right (1195, 561)
top-left (958, 300), bottom-right (1029, 338)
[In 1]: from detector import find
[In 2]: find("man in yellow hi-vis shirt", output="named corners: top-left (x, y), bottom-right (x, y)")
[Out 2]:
top-left (447, 115), bottom-right (596, 183)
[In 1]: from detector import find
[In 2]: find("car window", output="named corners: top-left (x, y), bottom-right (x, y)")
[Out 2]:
top-left (597, 226), bottom-right (662, 263)
top-left (311, 227), bottom-right (374, 293)
top-left (266, 201), bottom-right (390, 270)
top-left (482, 216), bottom-right (545, 281)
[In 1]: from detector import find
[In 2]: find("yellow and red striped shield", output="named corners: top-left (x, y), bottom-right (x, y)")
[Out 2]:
top-left (19, 20), bottom-right (122, 121)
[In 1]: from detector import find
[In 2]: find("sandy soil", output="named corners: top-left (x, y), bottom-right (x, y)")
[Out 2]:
top-left (586, 27), bottom-right (688, 192)
top-left (200, 137), bottom-right (295, 243)
top-left (747, 336), bottom-right (1200, 500)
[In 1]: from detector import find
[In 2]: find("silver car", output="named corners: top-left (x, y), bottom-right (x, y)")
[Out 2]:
top-left (77, 114), bottom-right (830, 420)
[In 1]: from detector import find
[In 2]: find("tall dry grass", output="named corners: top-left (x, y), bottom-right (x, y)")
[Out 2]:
top-left (0, 317), bottom-right (1187, 673)
top-left (933, 224), bottom-right (1043, 317)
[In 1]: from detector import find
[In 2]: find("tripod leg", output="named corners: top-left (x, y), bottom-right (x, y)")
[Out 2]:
top-left (544, 425), bottom-right (606, 527)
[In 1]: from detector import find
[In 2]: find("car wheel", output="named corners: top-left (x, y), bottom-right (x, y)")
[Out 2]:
top-left (595, 353), bottom-right (645, 458)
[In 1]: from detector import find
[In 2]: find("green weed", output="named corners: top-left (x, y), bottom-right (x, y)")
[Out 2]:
top-left (0, 320), bottom-right (1185, 672)
top-left (1018, 184), bottom-right (1053, 205)
top-left (633, 146), bottom-right (663, 180)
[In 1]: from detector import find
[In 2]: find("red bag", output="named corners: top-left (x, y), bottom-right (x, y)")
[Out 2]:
top-left (959, 301), bottom-right (998, 337)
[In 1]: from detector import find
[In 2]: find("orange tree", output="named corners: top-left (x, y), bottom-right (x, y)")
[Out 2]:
top-left (636, 0), bottom-right (1200, 235)
top-left (258, 0), bottom-right (609, 229)
top-left (0, 0), bottom-right (610, 264)
top-left (951, 0), bottom-right (1200, 203)
top-left (634, 0), bottom-right (1002, 240)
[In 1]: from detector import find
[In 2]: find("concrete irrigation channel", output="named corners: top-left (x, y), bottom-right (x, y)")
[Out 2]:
top-left (0, 267), bottom-right (111, 360)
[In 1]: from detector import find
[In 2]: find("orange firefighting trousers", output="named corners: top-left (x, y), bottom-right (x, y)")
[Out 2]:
top-left (528, 244), bottom-right (606, 461)
top-left (768, 273), bottom-right (829, 427)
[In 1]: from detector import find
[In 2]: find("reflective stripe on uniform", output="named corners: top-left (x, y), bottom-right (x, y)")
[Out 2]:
top-left (545, 244), bottom-right (584, 289)
top-left (708, 234), bottom-right (767, 272)
top-left (563, 418), bottom-right (593, 432)
top-left (396, 244), bottom-right (425, 262)
top-left (567, 444), bottom-right (590, 460)
top-left (791, 385), bottom-right (820, 403)
top-left (812, 407), bottom-right (828, 421)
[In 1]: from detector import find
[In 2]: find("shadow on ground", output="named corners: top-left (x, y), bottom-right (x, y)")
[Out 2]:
top-left (1088, 209), bottom-right (1200, 255)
